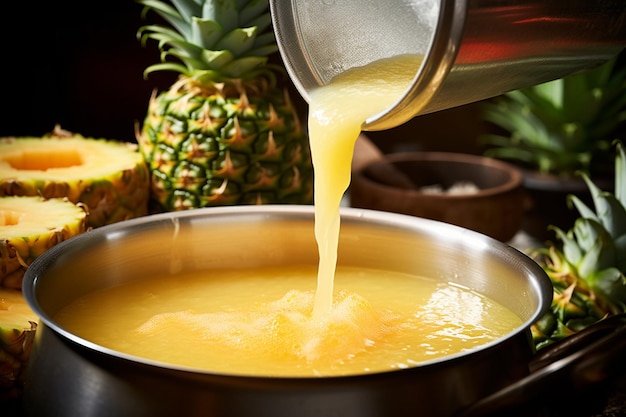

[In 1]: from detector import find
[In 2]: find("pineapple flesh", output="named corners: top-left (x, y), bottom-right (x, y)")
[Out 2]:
top-left (0, 288), bottom-right (37, 403)
top-left (1, 196), bottom-right (86, 402)
top-left (136, 0), bottom-right (313, 210)
top-left (531, 141), bottom-right (626, 349)
top-left (0, 130), bottom-right (150, 229)
top-left (0, 196), bottom-right (87, 290)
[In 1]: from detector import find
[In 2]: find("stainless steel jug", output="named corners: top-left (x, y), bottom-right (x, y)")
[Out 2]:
top-left (270, 0), bottom-right (626, 131)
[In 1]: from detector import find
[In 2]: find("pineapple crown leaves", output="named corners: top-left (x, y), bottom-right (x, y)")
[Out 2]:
top-left (567, 141), bottom-right (626, 251)
top-left (481, 54), bottom-right (626, 175)
top-left (542, 141), bottom-right (626, 312)
top-left (544, 220), bottom-right (626, 314)
top-left (137, 0), bottom-right (279, 80)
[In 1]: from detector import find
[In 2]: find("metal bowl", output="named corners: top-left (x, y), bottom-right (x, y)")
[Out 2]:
top-left (22, 205), bottom-right (551, 417)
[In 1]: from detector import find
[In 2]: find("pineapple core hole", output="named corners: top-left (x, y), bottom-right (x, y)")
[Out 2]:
top-left (4, 150), bottom-right (83, 171)
top-left (0, 210), bottom-right (21, 226)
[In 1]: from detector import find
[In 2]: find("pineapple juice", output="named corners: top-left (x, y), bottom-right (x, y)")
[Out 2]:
top-left (55, 265), bottom-right (522, 376)
top-left (54, 55), bottom-right (523, 376)
top-left (308, 54), bottom-right (426, 319)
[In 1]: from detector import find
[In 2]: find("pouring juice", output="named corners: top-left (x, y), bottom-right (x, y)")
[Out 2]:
top-left (54, 55), bottom-right (523, 376)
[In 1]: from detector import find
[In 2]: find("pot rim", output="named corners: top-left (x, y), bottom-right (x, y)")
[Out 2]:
top-left (23, 205), bottom-right (551, 380)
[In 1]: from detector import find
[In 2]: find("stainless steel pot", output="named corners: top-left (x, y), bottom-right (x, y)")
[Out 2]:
top-left (270, 0), bottom-right (626, 130)
top-left (22, 206), bottom-right (553, 417)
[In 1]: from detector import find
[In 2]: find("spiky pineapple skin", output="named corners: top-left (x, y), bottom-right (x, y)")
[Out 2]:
top-left (138, 77), bottom-right (313, 210)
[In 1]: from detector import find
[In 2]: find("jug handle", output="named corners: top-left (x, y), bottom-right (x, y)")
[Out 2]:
top-left (456, 313), bottom-right (626, 417)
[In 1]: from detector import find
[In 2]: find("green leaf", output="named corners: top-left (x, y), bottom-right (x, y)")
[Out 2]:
top-left (216, 27), bottom-right (257, 56)
top-left (247, 11), bottom-right (272, 36)
top-left (144, 62), bottom-right (190, 78)
top-left (240, 0), bottom-right (268, 26)
top-left (562, 76), bottom-right (598, 123)
top-left (483, 146), bottom-right (537, 165)
top-left (581, 172), bottom-right (626, 237)
top-left (248, 42), bottom-right (278, 58)
top-left (482, 103), bottom-right (520, 133)
top-left (170, 0), bottom-right (202, 23)
top-left (203, 0), bottom-right (238, 33)
top-left (152, 37), bottom-right (205, 62)
top-left (555, 226), bottom-right (584, 266)
top-left (576, 228), bottom-right (614, 278)
top-left (164, 49), bottom-right (210, 71)
top-left (137, 25), bottom-right (185, 46)
top-left (192, 69), bottom-right (225, 84)
top-left (532, 78), bottom-right (564, 110)
top-left (616, 141), bottom-right (626, 206)
top-left (200, 49), bottom-right (234, 70)
top-left (190, 17), bottom-right (223, 49)
top-left (221, 56), bottom-right (268, 78)
top-left (568, 194), bottom-right (598, 223)
top-left (138, 0), bottom-right (189, 38)
top-left (615, 233), bottom-right (626, 272)
top-left (586, 268), bottom-right (626, 312)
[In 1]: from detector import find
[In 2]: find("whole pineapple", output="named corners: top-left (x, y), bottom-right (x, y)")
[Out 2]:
top-left (531, 141), bottom-right (626, 349)
top-left (136, 0), bottom-right (313, 210)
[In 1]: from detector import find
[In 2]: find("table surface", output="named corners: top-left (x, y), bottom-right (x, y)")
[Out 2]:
top-left (5, 375), bottom-right (625, 417)
top-left (539, 373), bottom-right (626, 417)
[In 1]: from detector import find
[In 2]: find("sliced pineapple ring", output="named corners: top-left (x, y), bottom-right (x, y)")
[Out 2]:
top-left (0, 134), bottom-right (150, 228)
top-left (0, 288), bottom-right (37, 402)
top-left (1, 196), bottom-right (87, 290)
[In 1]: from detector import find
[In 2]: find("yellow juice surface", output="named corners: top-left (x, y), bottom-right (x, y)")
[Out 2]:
top-left (54, 265), bottom-right (522, 377)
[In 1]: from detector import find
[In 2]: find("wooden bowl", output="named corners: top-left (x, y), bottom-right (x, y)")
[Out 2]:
top-left (350, 152), bottom-right (525, 242)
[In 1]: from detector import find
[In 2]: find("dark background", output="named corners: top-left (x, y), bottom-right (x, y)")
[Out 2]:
top-left (1, 1), bottom-right (175, 142)
top-left (0, 1), bottom-right (488, 154)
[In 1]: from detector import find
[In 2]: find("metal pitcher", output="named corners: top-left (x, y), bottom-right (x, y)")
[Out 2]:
top-left (270, 0), bottom-right (626, 131)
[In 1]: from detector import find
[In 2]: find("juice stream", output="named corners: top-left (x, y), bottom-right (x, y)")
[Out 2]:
top-left (308, 54), bottom-right (423, 319)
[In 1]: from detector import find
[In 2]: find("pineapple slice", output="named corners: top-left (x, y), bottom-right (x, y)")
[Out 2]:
top-left (1, 196), bottom-right (85, 401)
top-left (0, 288), bottom-right (37, 403)
top-left (1, 196), bottom-right (87, 290)
top-left (0, 130), bottom-right (150, 228)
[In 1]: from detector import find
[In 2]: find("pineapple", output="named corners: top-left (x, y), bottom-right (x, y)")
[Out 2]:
top-left (531, 141), bottom-right (626, 349)
top-left (1, 196), bottom-right (87, 290)
top-left (136, 0), bottom-right (313, 210)
top-left (0, 288), bottom-right (37, 403)
top-left (1, 196), bottom-right (86, 402)
top-left (482, 54), bottom-right (626, 177)
top-left (0, 127), bottom-right (150, 229)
